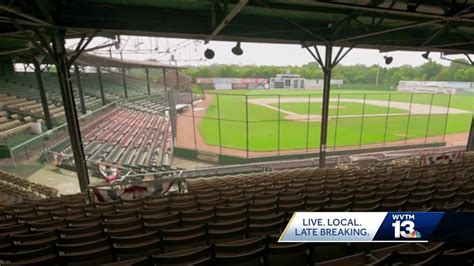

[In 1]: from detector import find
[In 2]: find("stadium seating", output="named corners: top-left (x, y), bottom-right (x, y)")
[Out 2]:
top-left (0, 153), bottom-right (472, 265)
top-left (0, 171), bottom-right (58, 205)
top-left (41, 106), bottom-right (173, 169)
top-left (0, 72), bottom-right (162, 124)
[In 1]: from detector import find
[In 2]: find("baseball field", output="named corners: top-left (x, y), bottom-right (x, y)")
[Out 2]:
top-left (193, 89), bottom-right (473, 152)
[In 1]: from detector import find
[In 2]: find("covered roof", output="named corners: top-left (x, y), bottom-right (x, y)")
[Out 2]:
top-left (0, 1), bottom-right (473, 54)
top-left (74, 51), bottom-right (185, 69)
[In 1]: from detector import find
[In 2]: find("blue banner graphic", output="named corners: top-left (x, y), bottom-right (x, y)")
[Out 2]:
top-left (279, 212), bottom-right (474, 243)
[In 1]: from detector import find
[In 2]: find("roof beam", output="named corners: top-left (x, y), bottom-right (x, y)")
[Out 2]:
top-left (205, 0), bottom-right (248, 43)
top-left (332, 0), bottom-right (388, 35)
top-left (0, 3), bottom-right (51, 27)
top-left (419, 22), bottom-right (451, 48)
top-left (67, 30), bottom-right (98, 68)
top-left (279, 0), bottom-right (474, 23)
top-left (466, 54), bottom-right (473, 65)
top-left (335, 19), bottom-right (440, 43)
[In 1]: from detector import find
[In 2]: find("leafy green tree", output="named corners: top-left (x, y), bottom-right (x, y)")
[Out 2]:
top-left (182, 60), bottom-right (473, 84)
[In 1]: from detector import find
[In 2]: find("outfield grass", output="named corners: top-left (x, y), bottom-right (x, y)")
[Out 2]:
top-left (199, 89), bottom-right (473, 151)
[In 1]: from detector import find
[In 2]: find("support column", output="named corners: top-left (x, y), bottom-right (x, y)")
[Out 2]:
top-left (32, 60), bottom-right (52, 130)
top-left (319, 44), bottom-right (333, 168)
top-left (467, 117), bottom-right (474, 151)
top-left (175, 69), bottom-right (180, 90)
top-left (145, 68), bottom-right (151, 95)
top-left (122, 68), bottom-right (128, 98)
top-left (51, 30), bottom-right (90, 192)
top-left (96, 67), bottom-right (106, 106)
top-left (162, 68), bottom-right (167, 92)
top-left (74, 64), bottom-right (87, 115)
top-left (167, 90), bottom-right (177, 142)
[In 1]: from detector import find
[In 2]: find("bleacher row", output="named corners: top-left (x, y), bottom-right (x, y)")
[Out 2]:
top-left (43, 106), bottom-right (172, 169)
top-left (123, 92), bottom-right (202, 115)
top-left (0, 171), bottom-right (58, 205)
top-left (97, 72), bottom-right (163, 98)
top-left (0, 72), bottom-right (161, 125)
top-left (123, 97), bottom-right (169, 115)
top-left (0, 111), bottom-right (35, 142)
top-left (0, 155), bottom-right (473, 265)
top-left (0, 76), bottom-right (67, 119)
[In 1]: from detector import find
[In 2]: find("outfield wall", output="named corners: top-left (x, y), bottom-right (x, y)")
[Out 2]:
top-left (397, 80), bottom-right (473, 95)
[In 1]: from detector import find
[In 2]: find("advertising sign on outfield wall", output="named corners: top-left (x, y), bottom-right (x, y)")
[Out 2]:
top-left (196, 78), bottom-right (214, 84)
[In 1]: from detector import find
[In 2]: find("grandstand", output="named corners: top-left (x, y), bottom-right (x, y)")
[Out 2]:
top-left (39, 91), bottom-right (202, 171)
top-left (0, 1), bottom-right (472, 265)
top-left (41, 105), bottom-right (173, 170)
top-left (0, 153), bottom-right (472, 265)
top-left (0, 170), bottom-right (57, 205)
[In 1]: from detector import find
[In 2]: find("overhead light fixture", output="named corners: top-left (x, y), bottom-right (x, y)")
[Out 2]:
top-left (231, 42), bottom-right (243, 56)
top-left (384, 56), bottom-right (393, 65)
top-left (204, 48), bottom-right (215, 59)
top-left (422, 51), bottom-right (430, 59)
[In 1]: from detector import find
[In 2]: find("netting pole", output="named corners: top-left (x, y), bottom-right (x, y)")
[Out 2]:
top-left (333, 94), bottom-right (341, 150)
top-left (277, 94), bottom-right (281, 156)
top-left (24, 146), bottom-right (29, 160)
top-left (404, 93), bottom-right (414, 144)
top-left (74, 64), bottom-right (87, 115)
top-left (96, 67), bottom-right (106, 106)
top-left (319, 44), bottom-right (333, 168)
top-left (175, 69), bottom-right (180, 90)
top-left (121, 67), bottom-right (128, 98)
top-left (359, 93), bottom-right (367, 148)
top-left (467, 117), bottom-right (474, 151)
top-left (305, 94), bottom-right (311, 153)
top-left (190, 91), bottom-right (198, 151)
top-left (167, 90), bottom-right (178, 143)
top-left (382, 93), bottom-right (392, 146)
top-left (10, 148), bottom-right (16, 168)
top-left (162, 68), bottom-right (167, 92)
top-left (442, 93), bottom-right (452, 142)
top-left (245, 95), bottom-right (249, 159)
top-left (52, 29), bottom-right (90, 192)
top-left (424, 93), bottom-right (435, 144)
top-left (33, 59), bottom-right (53, 129)
top-left (217, 94), bottom-right (222, 154)
top-left (145, 68), bottom-right (151, 95)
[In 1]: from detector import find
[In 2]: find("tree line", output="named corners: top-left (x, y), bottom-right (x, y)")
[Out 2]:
top-left (181, 60), bottom-right (473, 85)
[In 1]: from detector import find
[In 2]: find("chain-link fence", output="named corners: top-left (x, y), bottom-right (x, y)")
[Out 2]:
top-left (175, 91), bottom-right (472, 158)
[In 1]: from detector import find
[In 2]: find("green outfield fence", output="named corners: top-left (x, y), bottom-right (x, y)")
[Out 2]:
top-left (175, 90), bottom-right (472, 160)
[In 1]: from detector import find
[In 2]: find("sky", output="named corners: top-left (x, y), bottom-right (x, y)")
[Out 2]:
top-left (70, 36), bottom-right (467, 68)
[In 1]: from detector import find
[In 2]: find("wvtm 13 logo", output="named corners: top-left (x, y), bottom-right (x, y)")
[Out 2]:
top-left (391, 214), bottom-right (421, 239)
